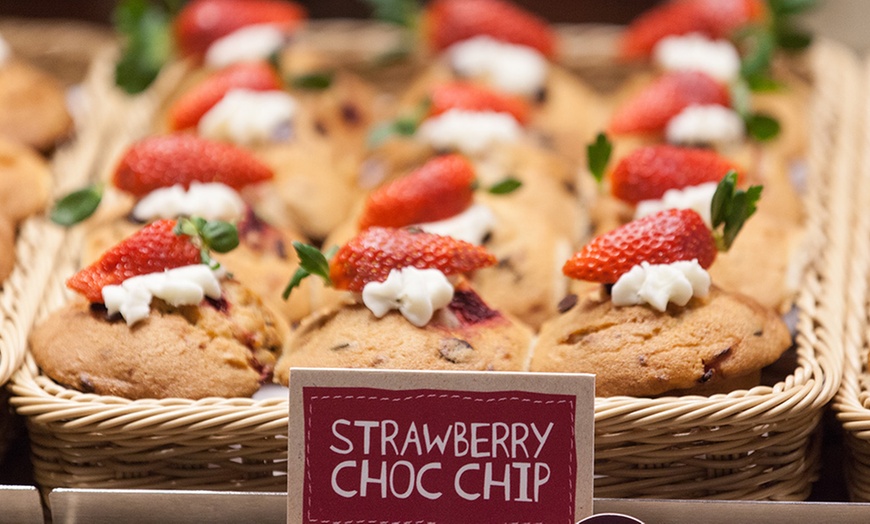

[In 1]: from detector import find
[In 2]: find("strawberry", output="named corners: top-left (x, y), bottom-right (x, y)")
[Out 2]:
top-left (329, 227), bottom-right (497, 292)
top-left (425, 0), bottom-right (556, 58)
top-left (429, 82), bottom-right (530, 125)
top-left (564, 209), bottom-right (716, 283)
top-left (608, 71), bottom-right (730, 135)
top-left (565, 172), bottom-right (761, 283)
top-left (113, 134), bottom-right (274, 197)
top-left (67, 219), bottom-right (202, 303)
top-left (610, 145), bottom-right (745, 204)
top-left (358, 155), bottom-right (476, 230)
top-left (619, 0), bottom-right (768, 59)
top-left (167, 61), bottom-right (282, 131)
top-left (174, 0), bottom-right (306, 59)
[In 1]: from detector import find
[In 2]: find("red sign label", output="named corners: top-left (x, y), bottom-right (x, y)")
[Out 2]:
top-left (302, 387), bottom-right (577, 524)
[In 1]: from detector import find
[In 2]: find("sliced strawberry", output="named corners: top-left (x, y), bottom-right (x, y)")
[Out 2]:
top-left (174, 0), bottom-right (306, 59)
top-left (620, 0), bottom-right (768, 59)
top-left (608, 71), bottom-right (730, 135)
top-left (426, 0), bottom-right (556, 57)
top-left (167, 61), bottom-right (282, 131)
top-left (564, 209), bottom-right (716, 283)
top-left (330, 227), bottom-right (496, 292)
top-left (67, 219), bottom-right (201, 303)
top-left (358, 155), bottom-right (475, 230)
top-left (611, 145), bottom-right (745, 204)
top-left (113, 134), bottom-right (274, 197)
top-left (429, 82), bottom-right (530, 125)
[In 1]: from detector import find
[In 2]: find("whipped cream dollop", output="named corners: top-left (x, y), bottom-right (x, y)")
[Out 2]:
top-left (198, 88), bottom-right (297, 145)
top-left (102, 265), bottom-right (223, 326)
top-left (612, 260), bottom-right (711, 312)
top-left (447, 36), bottom-right (548, 97)
top-left (653, 33), bottom-right (741, 82)
top-left (132, 182), bottom-right (246, 222)
top-left (417, 109), bottom-right (522, 156)
top-left (204, 24), bottom-right (287, 68)
top-left (0, 33), bottom-right (10, 67)
top-left (362, 267), bottom-right (455, 327)
top-left (666, 104), bottom-right (745, 146)
top-left (634, 182), bottom-right (717, 227)
top-left (416, 204), bottom-right (496, 245)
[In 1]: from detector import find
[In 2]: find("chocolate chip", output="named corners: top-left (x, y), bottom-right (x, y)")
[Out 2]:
top-left (753, 329), bottom-right (764, 337)
top-left (698, 369), bottom-right (714, 383)
top-left (79, 373), bottom-right (95, 393)
top-left (439, 338), bottom-right (475, 363)
top-left (314, 120), bottom-right (327, 135)
top-left (558, 294), bottom-right (578, 313)
top-left (330, 342), bottom-right (355, 351)
top-left (340, 103), bottom-right (361, 125)
top-left (534, 86), bottom-right (548, 104)
top-left (562, 179), bottom-right (578, 195)
top-left (638, 355), bottom-right (647, 367)
top-left (275, 239), bottom-right (287, 260)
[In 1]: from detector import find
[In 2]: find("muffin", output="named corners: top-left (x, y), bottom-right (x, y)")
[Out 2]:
top-left (531, 198), bottom-right (791, 397)
top-left (275, 226), bottom-right (533, 383)
top-left (30, 218), bottom-right (285, 400)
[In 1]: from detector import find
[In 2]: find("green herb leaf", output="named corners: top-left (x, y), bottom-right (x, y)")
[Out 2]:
top-left (738, 26), bottom-right (776, 80)
top-left (290, 71), bottom-right (334, 90)
top-left (710, 171), bottom-right (763, 251)
top-left (201, 220), bottom-right (240, 253)
top-left (488, 177), bottom-right (522, 195)
top-left (768, 0), bottom-right (817, 16)
top-left (113, 0), bottom-right (174, 94)
top-left (745, 113), bottom-right (781, 141)
top-left (283, 242), bottom-right (335, 299)
top-left (50, 185), bottom-right (104, 226)
top-left (363, 0), bottom-right (420, 28)
top-left (744, 74), bottom-right (782, 92)
top-left (776, 25), bottom-right (813, 50)
top-left (367, 115), bottom-right (422, 148)
top-left (728, 79), bottom-right (753, 118)
top-left (586, 132), bottom-right (612, 184)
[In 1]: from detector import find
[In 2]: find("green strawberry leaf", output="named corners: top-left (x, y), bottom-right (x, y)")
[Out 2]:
top-left (283, 243), bottom-right (336, 299)
top-left (290, 71), bottom-right (334, 90)
top-left (200, 220), bottom-right (240, 253)
top-left (488, 177), bottom-right (522, 195)
top-left (174, 217), bottom-right (240, 269)
top-left (745, 112), bottom-right (781, 141)
top-left (710, 171), bottom-right (763, 251)
top-left (50, 184), bottom-right (104, 226)
top-left (366, 108), bottom-right (426, 148)
top-left (586, 132), bottom-right (612, 184)
top-left (113, 0), bottom-right (176, 94)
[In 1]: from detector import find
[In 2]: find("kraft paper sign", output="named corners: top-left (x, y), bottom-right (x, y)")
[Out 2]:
top-left (288, 368), bottom-right (594, 524)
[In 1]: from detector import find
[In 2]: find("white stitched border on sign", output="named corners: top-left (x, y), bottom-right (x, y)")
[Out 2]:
top-left (304, 392), bottom-right (575, 524)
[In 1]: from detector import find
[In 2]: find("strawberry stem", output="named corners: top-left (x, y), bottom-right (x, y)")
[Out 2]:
top-left (710, 171), bottom-right (762, 251)
top-left (282, 242), bottom-right (337, 299)
top-left (174, 217), bottom-right (239, 269)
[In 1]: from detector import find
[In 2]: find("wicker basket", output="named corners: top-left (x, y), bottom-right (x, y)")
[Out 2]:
top-left (833, 55), bottom-right (870, 502)
top-left (7, 26), bottom-right (853, 499)
top-left (0, 20), bottom-right (115, 463)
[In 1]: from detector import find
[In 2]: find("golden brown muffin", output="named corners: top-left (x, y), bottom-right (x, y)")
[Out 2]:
top-left (0, 60), bottom-right (72, 151)
top-left (530, 285), bottom-right (791, 397)
top-left (275, 287), bottom-right (533, 385)
top-left (30, 279), bottom-right (283, 400)
top-left (0, 138), bottom-right (51, 223)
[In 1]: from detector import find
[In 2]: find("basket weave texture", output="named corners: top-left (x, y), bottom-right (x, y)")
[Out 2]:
top-left (0, 20), bottom-right (115, 462)
top-left (7, 27), bottom-right (853, 499)
top-left (833, 55), bottom-right (870, 503)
